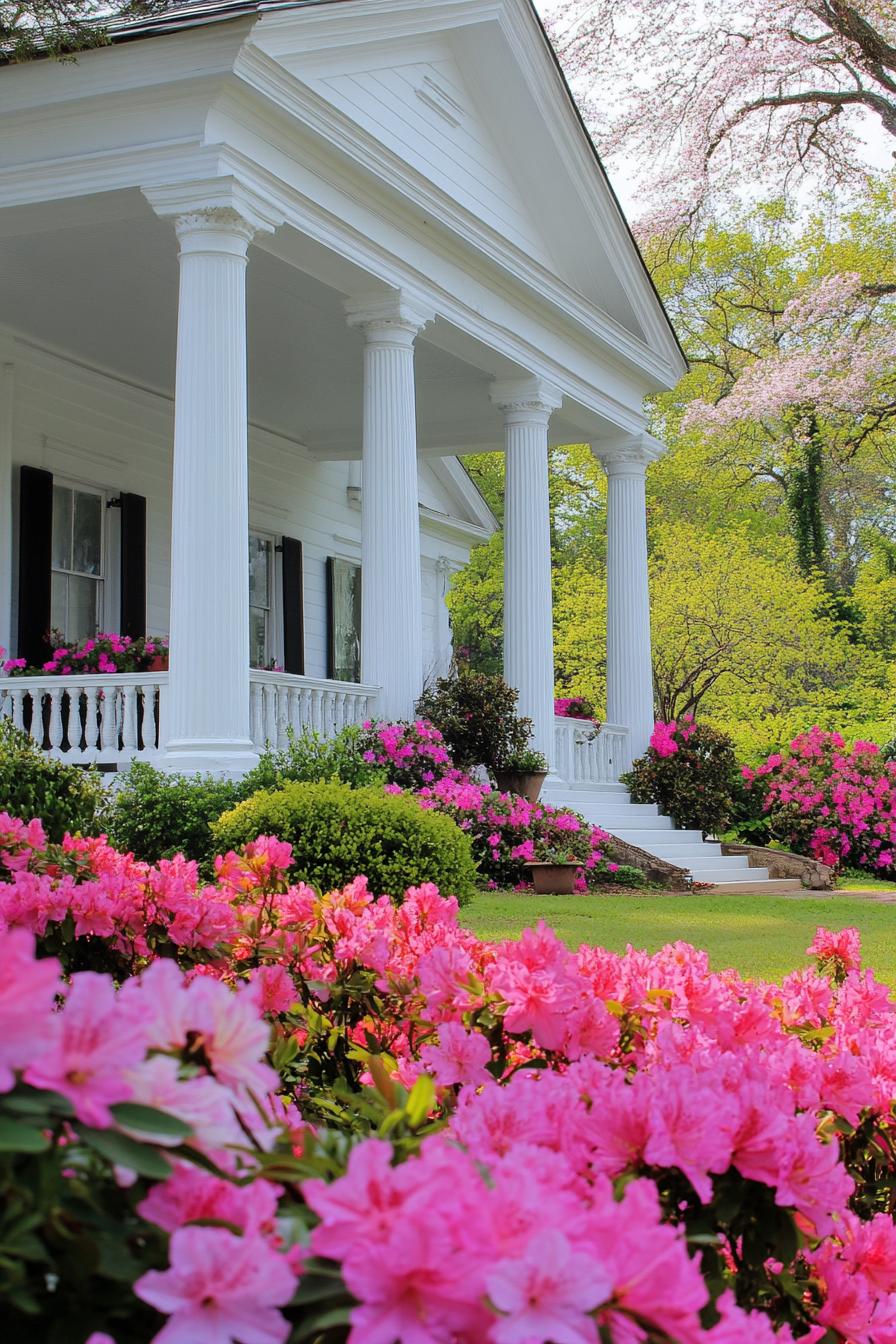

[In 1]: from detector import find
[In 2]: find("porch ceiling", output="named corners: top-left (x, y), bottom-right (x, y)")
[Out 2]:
top-left (0, 189), bottom-right (596, 457)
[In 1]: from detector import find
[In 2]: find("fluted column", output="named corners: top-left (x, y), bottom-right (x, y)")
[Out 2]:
top-left (600, 441), bottom-right (655, 767)
top-left (144, 185), bottom-right (280, 773)
top-left (345, 293), bottom-right (433, 720)
top-left (491, 378), bottom-right (562, 766)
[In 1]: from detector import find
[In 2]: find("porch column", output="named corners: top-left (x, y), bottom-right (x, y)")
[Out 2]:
top-left (600, 440), bottom-right (655, 767)
top-left (491, 378), bottom-right (562, 767)
top-left (345, 293), bottom-right (433, 721)
top-left (0, 348), bottom-right (13, 657)
top-left (145, 185), bottom-right (280, 773)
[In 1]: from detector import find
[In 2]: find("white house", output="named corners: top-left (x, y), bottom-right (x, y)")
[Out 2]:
top-left (0, 0), bottom-right (778, 887)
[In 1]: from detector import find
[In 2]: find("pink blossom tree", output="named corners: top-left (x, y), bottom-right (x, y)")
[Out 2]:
top-left (546, 0), bottom-right (896, 244)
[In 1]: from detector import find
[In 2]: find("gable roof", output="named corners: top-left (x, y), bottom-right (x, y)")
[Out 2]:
top-left (104, 0), bottom-right (684, 368)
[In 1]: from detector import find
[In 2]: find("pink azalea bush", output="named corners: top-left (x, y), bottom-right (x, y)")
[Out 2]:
top-left (356, 717), bottom-right (463, 791)
top-left (6, 812), bottom-right (896, 1341)
top-left (623, 715), bottom-right (740, 836)
top-left (416, 775), bottom-right (621, 889)
top-left (743, 726), bottom-right (896, 873)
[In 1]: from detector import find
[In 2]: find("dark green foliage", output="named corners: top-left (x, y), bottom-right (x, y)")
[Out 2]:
top-left (622, 723), bottom-right (740, 837)
top-left (725, 772), bottom-right (774, 845)
top-left (415, 670), bottom-right (532, 773)
top-left (212, 780), bottom-right (478, 904)
top-left (0, 719), bottom-right (104, 841)
top-left (104, 760), bottom-right (242, 866)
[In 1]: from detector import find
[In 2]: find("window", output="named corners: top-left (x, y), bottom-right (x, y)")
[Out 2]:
top-left (50, 483), bottom-right (104, 643)
top-left (327, 557), bottom-right (361, 682)
top-left (249, 532), bottom-right (273, 668)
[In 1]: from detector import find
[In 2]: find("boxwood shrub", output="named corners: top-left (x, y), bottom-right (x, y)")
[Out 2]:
top-left (211, 780), bottom-right (478, 904)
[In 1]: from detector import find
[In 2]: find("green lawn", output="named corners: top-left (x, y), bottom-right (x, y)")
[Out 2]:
top-left (463, 890), bottom-right (896, 985)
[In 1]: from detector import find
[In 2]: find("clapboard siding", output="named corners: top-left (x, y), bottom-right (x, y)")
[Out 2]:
top-left (7, 339), bottom-right (475, 681)
top-left (317, 54), bottom-right (552, 266)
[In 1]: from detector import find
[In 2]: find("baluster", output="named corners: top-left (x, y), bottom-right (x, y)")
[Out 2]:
top-left (153, 681), bottom-right (164, 752)
top-left (9, 687), bottom-right (24, 731)
top-left (249, 682), bottom-right (262, 750)
top-left (333, 692), bottom-right (345, 735)
top-left (121, 685), bottom-right (137, 758)
top-left (313, 689), bottom-right (324, 735)
top-left (79, 684), bottom-right (95, 756)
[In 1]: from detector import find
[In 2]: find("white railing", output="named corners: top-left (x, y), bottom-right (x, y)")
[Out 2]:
top-left (0, 670), bottom-right (382, 767)
top-left (249, 670), bottom-right (380, 750)
top-left (554, 716), bottom-right (629, 785)
top-left (0, 673), bottom-right (167, 765)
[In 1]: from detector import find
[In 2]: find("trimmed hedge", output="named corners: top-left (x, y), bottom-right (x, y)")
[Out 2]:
top-left (211, 780), bottom-right (478, 904)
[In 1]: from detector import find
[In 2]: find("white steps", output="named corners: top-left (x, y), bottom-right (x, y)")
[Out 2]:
top-left (543, 782), bottom-right (797, 891)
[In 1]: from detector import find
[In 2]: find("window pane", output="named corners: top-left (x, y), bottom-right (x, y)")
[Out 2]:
top-left (72, 491), bottom-right (102, 576)
top-left (50, 573), bottom-right (68, 639)
top-left (248, 535), bottom-right (270, 609)
top-left (250, 607), bottom-right (268, 668)
top-left (52, 486), bottom-right (72, 571)
top-left (68, 575), bottom-right (99, 643)
top-left (332, 560), bottom-right (361, 683)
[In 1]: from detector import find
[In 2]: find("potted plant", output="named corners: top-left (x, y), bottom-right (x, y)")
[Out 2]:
top-left (523, 844), bottom-right (580, 894)
top-left (492, 746), bottom-right (549, 803)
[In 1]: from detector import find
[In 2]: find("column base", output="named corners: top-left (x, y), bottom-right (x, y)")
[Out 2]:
top-left (158, 738), bottom-right (260, 778)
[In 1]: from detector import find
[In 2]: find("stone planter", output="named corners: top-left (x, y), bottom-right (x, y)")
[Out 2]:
top-left (493, 769), bottom-right (548, 803)
top-left (524, 861), bottom-right (579, 894)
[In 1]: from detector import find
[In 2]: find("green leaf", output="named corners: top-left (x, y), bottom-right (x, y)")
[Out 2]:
top-left (1, 1087), bottom-right (73, 1118)
top-left (109, 1102), bottom-right (192, 1140)
top-left (294, 1305), bottom-right (353, 1341)
top-left (405, 1074), bottom-right (436, 1128)
top-left (0, 1117), bottom-right (50, 1152)
top-left (78, 1126), bottom-right (173, 1179)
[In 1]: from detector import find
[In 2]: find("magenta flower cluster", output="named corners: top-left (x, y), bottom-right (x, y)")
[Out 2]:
top-left (358, 717), bottom-right (462, 791)
top-left (744, 726), bottom-right (896, 873)
top-left (649, 712), bottom-right (697, 758)
top-left (4, 815), bottom-right (896, 1340)
top-left (554, 695), bottom-right (599, 722)
top-left (1, 632), bottom-right (169, 678)
top-left (417, 775), bottom-right (617, 889)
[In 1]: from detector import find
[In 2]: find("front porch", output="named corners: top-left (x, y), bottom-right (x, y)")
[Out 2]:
top-left (0, 667), bottom-right (630, 785)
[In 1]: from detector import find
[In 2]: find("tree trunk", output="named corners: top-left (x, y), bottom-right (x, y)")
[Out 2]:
top-left (785, 422), bottom-right (826, 576)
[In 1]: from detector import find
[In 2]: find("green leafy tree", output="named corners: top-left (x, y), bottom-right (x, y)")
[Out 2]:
top-left (1, 0), bottom-right (162, 62)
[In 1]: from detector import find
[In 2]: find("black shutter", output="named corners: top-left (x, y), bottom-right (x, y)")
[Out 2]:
top-left (119, 492), bottom-right (147, 638)
top-left (17, 466), bottom-right (53, 666)
top-left (281, 536), bottom-right (304, 675)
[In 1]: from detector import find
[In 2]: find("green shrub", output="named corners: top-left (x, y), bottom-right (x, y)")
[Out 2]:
top-left (415, 670), bottom-right (532, 773)
top-left (104, 761), bottom-right (242, 865)
top-left (241, 726), bottom-right (387, 793)
top-left (0, 719), bottom-right (104, 841)
top-left (211, 780), bottom-right (478, 904)
top-left (621, 718), bottom-right (739, 837)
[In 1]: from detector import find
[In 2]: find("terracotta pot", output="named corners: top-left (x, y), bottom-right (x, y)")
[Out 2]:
top-left (146, 654), bottom-right (169, 672)
top-left (492, 769), bottom-right (548, 803)
top-left (524, 861), bottom-right (579, 895)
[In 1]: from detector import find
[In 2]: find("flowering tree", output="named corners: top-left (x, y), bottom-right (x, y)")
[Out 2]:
top-left (546, 0), bottom-right (896, 237)
top-left (647, 196), bottom-right (896, 581)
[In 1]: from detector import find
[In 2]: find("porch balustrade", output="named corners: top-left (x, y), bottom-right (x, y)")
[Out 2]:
top-left (553, 715), bottom-right (629, 786)
top-left (0, 672), bottom-right (166, 765)
top-left (0, 671), bottom-right (380, 767)
top-left (248, 671), bottom-right (379, 750)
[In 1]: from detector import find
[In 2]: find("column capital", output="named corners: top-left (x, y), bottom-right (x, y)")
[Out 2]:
top-left (143, 177), bottom-right (284, 250)
top-left (490, 377), bottom-right (562, 422)
top-left (344, 290), bottom-right (435, 346)
top-left (595, 434), bottom-right (661, 476)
